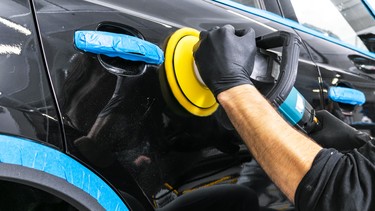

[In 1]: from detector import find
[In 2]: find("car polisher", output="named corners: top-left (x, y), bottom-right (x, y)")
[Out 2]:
top-left (160, 28), bottom-right (219, 117)
top-left (160, 27), bottom-right (319, 133)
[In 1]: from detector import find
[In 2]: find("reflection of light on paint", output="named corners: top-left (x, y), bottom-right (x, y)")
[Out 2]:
top-left (0, 17), bottom-right (31, 36)
top-left (41, 113), bottom-right (58, 121)
top-left (83, 0), bottom-right (173, 28)
top-left (226, 10), bottom-right (277, 32)
top-left (312, 89), bottom-right (327, 93)
top-left (0, 44), bottom-right (21, 55)
top-left (331, 77), bottom-right (339, 85)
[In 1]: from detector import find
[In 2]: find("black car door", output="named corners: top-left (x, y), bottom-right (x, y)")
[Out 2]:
top-left (33, 0), bottom-right (322, 210)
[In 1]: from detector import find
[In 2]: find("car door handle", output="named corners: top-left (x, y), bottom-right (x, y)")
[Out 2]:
top-left (348, 54), bottom-right (375, 74)
top-left (74, 30), bottom-right (164, 65)
top-left (328, 86), bottom-right (366, 106)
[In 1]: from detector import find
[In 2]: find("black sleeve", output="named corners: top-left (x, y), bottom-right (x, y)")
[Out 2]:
top-left (295, 139), bottom-right (375, 211)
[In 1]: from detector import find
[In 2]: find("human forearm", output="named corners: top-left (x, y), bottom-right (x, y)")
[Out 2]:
top-left (218, 84), bottom-right (322, 202)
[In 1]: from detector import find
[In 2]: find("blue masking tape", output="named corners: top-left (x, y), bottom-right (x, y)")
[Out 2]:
top-left (0, 134), bottom-right (128, 211)
top-left (74, 30), bottom-right (164, 65)
top-left (328, 86), bottom-right (366, 105)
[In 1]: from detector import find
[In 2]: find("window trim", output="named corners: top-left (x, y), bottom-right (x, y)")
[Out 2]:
top-left (362, 0), bottom-right (375, 19)
top-left (213, 0), bottom-right (375, 59)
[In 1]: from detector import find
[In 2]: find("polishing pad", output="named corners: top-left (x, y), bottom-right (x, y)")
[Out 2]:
top-left (164, 28), bottom-right (218, 116)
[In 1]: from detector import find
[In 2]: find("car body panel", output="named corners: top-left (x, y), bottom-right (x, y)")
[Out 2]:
top-left (0, 134), bottom-right (128, 211)
top-left (0, 0), bottom-right (373, 210)
top-left (0, 0), bottom-right (63, 149)
top-left (32, 0), bottom-right (324, 207)
top-left (296, 29), bottom-right (375, 129)
top-left (218, 0), bottom-right (375, 132)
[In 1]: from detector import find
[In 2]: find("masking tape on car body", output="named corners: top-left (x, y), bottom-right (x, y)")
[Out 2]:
top-left (328, 86), bottom-right (366, 105)
top-left (74, 30), bottom-right (164, 65)
top-left (0, 134), bottom-right (128, 211)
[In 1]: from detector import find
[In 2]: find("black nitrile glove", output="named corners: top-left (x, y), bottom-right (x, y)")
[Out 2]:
top-left (193, 25), bottom-right (257, 97)
top-left (309, 110), bottom-right (373, 151)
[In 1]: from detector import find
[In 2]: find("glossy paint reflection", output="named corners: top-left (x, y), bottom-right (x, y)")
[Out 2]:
top-left (0, 0), bottom-right (62, 148)
top-left (34, 0), bottom-right (375, 210)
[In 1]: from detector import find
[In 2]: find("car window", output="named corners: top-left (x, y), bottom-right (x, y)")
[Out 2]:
top-left (226, 0), bottom-right (375, 55)
top-left (364, 0), bottom-right (375, 15)
top-left (230, 0), bottom-right (261, 8)
top-left (290, 0), bottom-right (375, 52)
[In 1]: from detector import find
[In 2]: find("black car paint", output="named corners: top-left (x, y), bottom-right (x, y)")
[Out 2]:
top-left (0, 0), bottom-right (374, 210)
top-left (0, 1), bottom-right (63, 149)
top-left (296, 29), bottom-right (375, 125)
top-left (34, 0), bottom-right (313, 197)
top-left (32, 0), bottom-right (321, 208)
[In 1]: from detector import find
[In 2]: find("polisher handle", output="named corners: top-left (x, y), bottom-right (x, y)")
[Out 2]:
top-left (255, 31), bottom-right (302, 108)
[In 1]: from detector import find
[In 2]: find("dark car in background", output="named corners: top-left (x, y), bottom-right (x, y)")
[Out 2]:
top-left (0, 0), bottom-right (374, 210)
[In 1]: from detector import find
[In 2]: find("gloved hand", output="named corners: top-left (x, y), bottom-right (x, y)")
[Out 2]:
top-left (193, 25), bottom-right (257, 97)
top-left (309, 110), bottom-right (373, 151)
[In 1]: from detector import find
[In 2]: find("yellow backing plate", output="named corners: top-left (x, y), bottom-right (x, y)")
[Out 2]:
top-left (164, 28), bottom-right (218, 116)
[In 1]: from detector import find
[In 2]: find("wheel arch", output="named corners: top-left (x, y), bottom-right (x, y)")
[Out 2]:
top-left (0, 134), bottom-right (129, 211)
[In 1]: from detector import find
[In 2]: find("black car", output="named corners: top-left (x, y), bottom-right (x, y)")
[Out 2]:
top-left (0, 0), bottom-right (374, 210)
